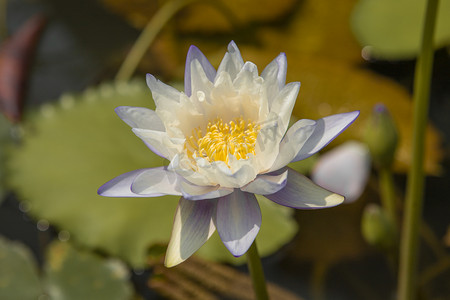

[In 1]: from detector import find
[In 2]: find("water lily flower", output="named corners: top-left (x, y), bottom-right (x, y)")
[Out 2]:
top-left (312, 141), bottom-right (371, 203)
top-left (98, 41), bottom-right (359, 267)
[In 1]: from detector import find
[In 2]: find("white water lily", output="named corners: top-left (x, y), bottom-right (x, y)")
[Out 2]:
top-left (98, 41), bottom-right (359, 267)
top-left (312, 141), bottom-right (371, 203)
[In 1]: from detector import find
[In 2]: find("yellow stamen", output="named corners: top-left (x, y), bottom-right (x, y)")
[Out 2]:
top-left (185, 117), bottom-right (260, 165)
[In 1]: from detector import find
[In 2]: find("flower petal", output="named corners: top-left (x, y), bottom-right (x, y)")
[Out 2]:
top-left (292, 111), bottom-right (360, 162)
top-left (216, 41), bottom-right (244, 81)
top-left (184, 45), bottom-right (216, 97)
top-left (241, 170), bottom-right (288, 195)
top-left (97, 169), bottom-right (156, 197)
top-left (268, 119), bottom-right (316, 172)
top-left (165, 197), bottom-right (216, 267)
top-left (180, 180), bottom-right (234, 200)
top-left (146, 74), bottom-right (181, 105)
top-left (115, 106), bottom-right (165, 131)
top-left (261, 53), bottom-right (287, 106)
top-left (312, 141), bottom-right (371, 203)
top-left (216, 190), bottom-right (261, 256)
top-left (132, 128), bottom-right (184, 159)
top-left (264, 167), bottom-right (344, 209)
top-left (269, 82), bottom-right (300, 132)
top-left (130, 167), bottom-right (182, 196)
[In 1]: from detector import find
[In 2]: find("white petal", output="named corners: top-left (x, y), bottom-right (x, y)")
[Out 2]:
top-left (261, 53), bottom-right (287, 105)
top-left (264, 167), bottom-right (344, 209)
top-left (146, 74), bottom-right (181, 105)
top-left (180, 180), bottom-right (234, 200)
top-left (130, 167), bottom-right (182, 196)
top-left (216, 190), bottom-right (261, 256)
top-left (132, 128), bottom-right (184, 159)
top-left (190, 59), bottom-right (214, 99)
top-left (97, 169), bottom-right (156, 197)
top-left (269, 82), bottom-right (300, 132)
top-left (312, 141), bottom-right (371, 203)
top-left (195, 156), bottom-right (258, 188)
top-left (254, 114), bottom-right (283, 172)
top-left (292, 111), bottom-right (360, 162)
top-left (240, 170), bottom-right (288, 195)
top-left (268, 119), bottom-right (316, 172)
top-left (115, 106), bottom-right (165, 131)
top-left (184, 45), bottom-right (216, 97)
top-left (215, 41), bottom-right (244, 81)
top-left (165, 197), bottom-right (216, 267)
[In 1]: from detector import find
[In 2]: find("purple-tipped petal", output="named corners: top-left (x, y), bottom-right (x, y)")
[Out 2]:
top-left (184, 45), bottom-right (216, 97)
top-left (180, 180), bottom-right (234, 200)
top-left (241, 170), bottom-right (288, 195)
top-left (98, 169), bottom-right (156, 197)
top-left (264, 167), bottom-right (344, 209)
top-left (216, 190), bottom-right (261, 257)
top-left (165, 197), bottom-right (216, 267)
top-left (131, 167), bottom-right (182, 196)
top-left (216, 41), bottom-right (244, 81)
top-left (312, 141), bottom-right (371, 203)
top-left (292, 111), bottom-right (360, 162)
top-left (115, 106), bottom-right (165, 131)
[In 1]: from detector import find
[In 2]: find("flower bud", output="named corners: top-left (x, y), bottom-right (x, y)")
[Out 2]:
top-left (361, 203), bottom-right (397, 250)
top-left (363, 104), bottom-right (398, 168)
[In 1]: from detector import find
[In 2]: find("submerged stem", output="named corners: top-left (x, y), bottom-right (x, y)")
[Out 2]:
top-left (397, 0), bottom-right (439, 299)
top-left (246, 241), bottom-right (269, 300)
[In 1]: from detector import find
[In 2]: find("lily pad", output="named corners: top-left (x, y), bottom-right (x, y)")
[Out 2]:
top-left (0, 236), bottom-right (43, 300)
top-left (6, 80), bottom-right (298, 267)
top-left (351, 0), bottom-right (450, 60)
top-left (44, 241), bottom-right (133, 300)
top-left (0, 236), bottom-right (132, 300)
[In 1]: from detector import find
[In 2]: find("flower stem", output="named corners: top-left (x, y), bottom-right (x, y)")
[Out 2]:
top-left (246, 241), bottom-right (269, 300)
top-left (115, 0), bottom-right (197, 82)
top-left (397, 0), bottom-right (439, 299)
top-left (379, 166), bottom-right (397, 226)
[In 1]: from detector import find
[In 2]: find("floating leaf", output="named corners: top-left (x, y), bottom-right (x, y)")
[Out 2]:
top-left (6, 80), bottom-right (297, 267)
top-left (351, 0), bottom-right (450, 60)
top-left (44, 241), bottom-right (132, 300)
top-left (0, 236), bottom-right (43, 300)
top-left (0, 14), bottom-right (47, 123)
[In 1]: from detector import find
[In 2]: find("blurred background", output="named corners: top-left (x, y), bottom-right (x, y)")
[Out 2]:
top-left (0, 0), bottom-right (449, 299)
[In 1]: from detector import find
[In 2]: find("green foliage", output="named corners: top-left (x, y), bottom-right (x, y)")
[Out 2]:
top-left (0, 236), bottom-right (132, 300)
top-left (351, 0), bottom-right (450, 59)
top-left (0, 236), bottom-right (43, 300)
top-left (6, 80), bottom-right (298, 267)
top-left (44, 242), bottom-right (133, 300)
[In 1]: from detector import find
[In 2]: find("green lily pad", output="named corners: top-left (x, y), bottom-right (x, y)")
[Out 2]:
top-left (0, 236), bottom-right (132, 300)
top-left (44, 241), bottom-right (133, 300)
top-left (351, 0), bottom-right (450, 60)
top-left (0, 236), bottom-right (43, 300)
top-left (6, 80), bottom-right (298, 267)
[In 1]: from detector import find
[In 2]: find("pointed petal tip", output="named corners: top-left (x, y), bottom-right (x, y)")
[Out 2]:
top-left (227, 40), bottom-right (238, 52)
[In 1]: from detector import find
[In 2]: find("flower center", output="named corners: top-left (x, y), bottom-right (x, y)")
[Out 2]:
top-left (186, 117), bottom-right (260, 165)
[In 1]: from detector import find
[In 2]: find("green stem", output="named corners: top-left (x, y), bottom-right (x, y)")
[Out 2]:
top-left (311, 261), bottom-right (328, 300)
top-left (379, 167), bottom-right (397, 226)
top-left (397, 0), bottom-right (439, 299)
top-left (115, 0), bottom-right (197, 82)
top-left (246, 241), bottom-right (269, 300)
